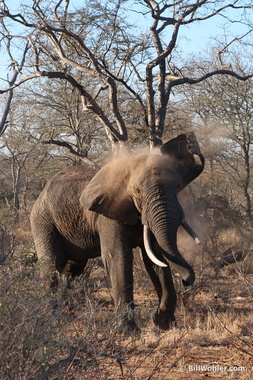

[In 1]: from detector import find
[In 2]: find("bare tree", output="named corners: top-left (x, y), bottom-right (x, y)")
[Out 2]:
top-left (0, 108), bottom-right (50, 223)
top-left (0, 0), bottom-right (253, 149)
top-left (0, 30), bottom-right (29, 135)
top-left (26, 78), bottom-right (108, 165)
top-left (181, 51), bottom-right (253, 227)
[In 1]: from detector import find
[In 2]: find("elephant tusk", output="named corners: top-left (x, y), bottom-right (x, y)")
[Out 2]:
top-left (181, 218), bottom-right (201, 245)
top-left (143, 226), bottom-right (167, 267)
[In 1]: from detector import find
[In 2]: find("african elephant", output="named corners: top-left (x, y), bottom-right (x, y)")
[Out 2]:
top-left (30, 132), bottom-right (204, 330)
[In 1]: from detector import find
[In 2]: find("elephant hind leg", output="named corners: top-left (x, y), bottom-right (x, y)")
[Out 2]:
top-left (65, 260), bottom-right (89, 289)
top-left (68, 261), bottom-right (88, 277)
top-left (31, 221), bottom-right (68, 291)
top-left (39, 246), bottom-right (69, 292)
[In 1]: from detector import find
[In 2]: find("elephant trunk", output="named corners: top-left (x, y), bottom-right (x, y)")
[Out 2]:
top-left (142, 185), bottom-right (195, 286)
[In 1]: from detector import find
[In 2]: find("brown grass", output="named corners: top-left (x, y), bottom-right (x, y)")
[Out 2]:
top-left (0, 249), bottom-right (253, 380)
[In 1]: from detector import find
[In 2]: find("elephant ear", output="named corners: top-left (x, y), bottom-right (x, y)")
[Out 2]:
top-left (161, 132), bottom-right (200, 158)
top-left (80, 161), bottom-right (139, 225)
top-left (161, 132), bottom-right (204, 188)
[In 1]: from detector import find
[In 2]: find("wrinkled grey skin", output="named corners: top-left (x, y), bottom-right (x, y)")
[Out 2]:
top-left (31, 132), bottom-right (204, 330)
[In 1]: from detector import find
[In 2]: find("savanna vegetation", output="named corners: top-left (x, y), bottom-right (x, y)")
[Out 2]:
top-left (0, 1), bottom-right (252, 378)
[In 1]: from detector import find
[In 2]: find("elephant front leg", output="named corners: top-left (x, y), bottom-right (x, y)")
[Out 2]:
top-left (99, 224), bottom-right (138, 332)
top-left (141, 248), bottom-right (177, 329)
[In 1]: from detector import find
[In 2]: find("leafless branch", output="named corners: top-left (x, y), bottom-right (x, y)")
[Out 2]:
top-left (0, 38), bottom-right (29, 136)
top-left (218, 29), bottom-right (253, 67)
top-left (169, 69), bottom-right (253, 88)
top-left (0, 0), bottom-right (252, 149)
top-left (42, 138), bottom-right (98, 168)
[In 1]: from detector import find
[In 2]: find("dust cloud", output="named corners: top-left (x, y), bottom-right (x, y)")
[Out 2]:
top-left (95, 144), bottom-right (170, 189)
top-left (96, 144), bottom-right (206, 266)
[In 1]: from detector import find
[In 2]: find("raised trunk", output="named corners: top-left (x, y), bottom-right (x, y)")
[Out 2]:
top-left (142, 185), bottom-right (195, 285)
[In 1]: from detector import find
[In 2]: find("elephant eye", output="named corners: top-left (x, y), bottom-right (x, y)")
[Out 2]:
top-left (152, 168), bottom-right (161, 176)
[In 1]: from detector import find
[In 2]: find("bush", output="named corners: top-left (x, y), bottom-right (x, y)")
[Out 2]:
top-left (0, 261), bottom-right (129, 379)
top-left (1, 250), bottom-right (252, 380)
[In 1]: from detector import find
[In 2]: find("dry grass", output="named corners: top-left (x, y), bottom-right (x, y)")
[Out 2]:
top-left (0, 249), bottom-right (253, 380)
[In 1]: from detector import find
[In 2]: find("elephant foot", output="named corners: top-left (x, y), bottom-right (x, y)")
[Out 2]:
top-left (116, 304), bottom-right (141, 335)
top-left (119, 319), bottom-right (141, 335)
top-left (118, 311), bottom-right (141, 335)
top-left (153, 310), bottom-right (177, 330)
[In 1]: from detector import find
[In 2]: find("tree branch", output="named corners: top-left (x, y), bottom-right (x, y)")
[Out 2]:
top-left (0, 39), bottom-right (29, 136)
top-left (169, 69), bottom-right (253, 88)
top-left (1, 0), bottom-right (253, 150)
top-left (218, 30), bottom-right (253, 67)
top-left (0, 1), bottom-right (128, 146)
top-left (42, 138), bottom-right (98, 168)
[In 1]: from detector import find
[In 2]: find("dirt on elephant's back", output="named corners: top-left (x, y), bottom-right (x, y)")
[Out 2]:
top-left (62, 261), bottom-right (253, 380)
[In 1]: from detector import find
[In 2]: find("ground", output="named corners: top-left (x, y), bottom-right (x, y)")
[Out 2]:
top-left (60, 254), bottom-right (253, 380)
top-left (1, 251), bottom-right (252, 379)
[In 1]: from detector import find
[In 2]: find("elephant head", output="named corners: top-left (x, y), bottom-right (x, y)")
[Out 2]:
top-left (80, 132), bottom-right (204, 286)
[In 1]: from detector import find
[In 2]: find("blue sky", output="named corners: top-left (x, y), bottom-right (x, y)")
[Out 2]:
top-left (0, 0), bottom-right (252, 89)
